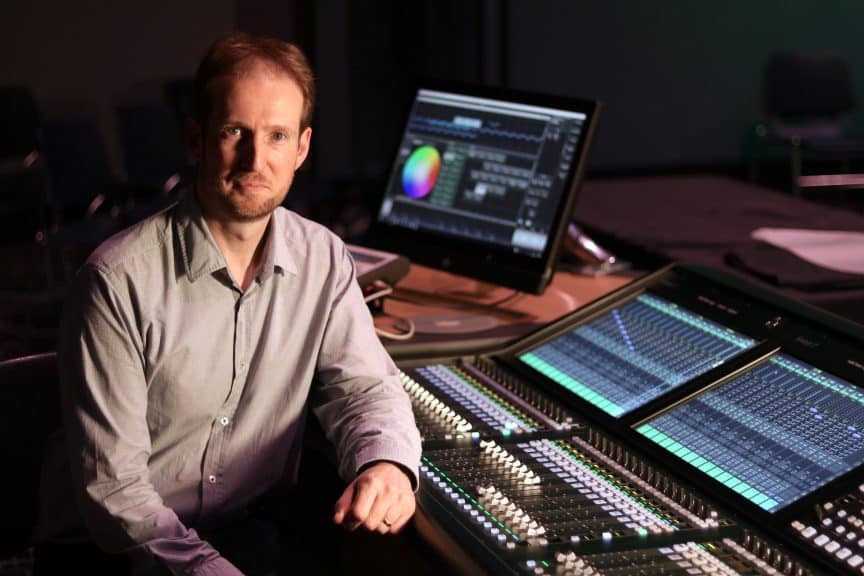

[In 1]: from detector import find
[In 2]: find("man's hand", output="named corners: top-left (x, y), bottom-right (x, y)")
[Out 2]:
top-left (332, 461), bottom-right (415, 534)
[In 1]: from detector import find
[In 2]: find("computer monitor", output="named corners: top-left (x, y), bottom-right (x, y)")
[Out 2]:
top-left (368, 84), bottom-right (599, 294)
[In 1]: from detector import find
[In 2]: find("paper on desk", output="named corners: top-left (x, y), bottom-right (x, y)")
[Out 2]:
top-left (750, 227), bottom-right (864, 275)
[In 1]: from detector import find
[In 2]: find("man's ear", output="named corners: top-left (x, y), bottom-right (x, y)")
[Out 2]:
top-left (294, 126), bottom-right (312, 170)
top-left (186, 117), bottom-right (203, 163)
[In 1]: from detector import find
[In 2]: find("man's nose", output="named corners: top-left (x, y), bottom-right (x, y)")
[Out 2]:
top-left (237, 133), bottom-right (265, 171)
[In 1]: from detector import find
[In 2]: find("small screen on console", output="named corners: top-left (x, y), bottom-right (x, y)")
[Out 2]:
top-left (637, 353), bottom-right (864, 513)
top-left (517, 293), bottom-right (757, 417)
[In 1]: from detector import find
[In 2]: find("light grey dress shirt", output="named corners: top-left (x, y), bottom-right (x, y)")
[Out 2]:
top-left (38, 192), bottom-right (422, 575)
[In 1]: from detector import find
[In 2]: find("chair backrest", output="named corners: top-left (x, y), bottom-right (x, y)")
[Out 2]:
top-left (0, 85), bottom-right (41, 160)
top-left (0, 352), bottom-right (59, 556)
top-left (763, 52), bottom-right (855, 132)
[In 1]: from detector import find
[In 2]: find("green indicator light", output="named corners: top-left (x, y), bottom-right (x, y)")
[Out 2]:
top-left (502, 428), bottom-right (511, 437)
top-left (733, 482), bottom-right (751, 495)
top-left (751, 493), bottom-right (769, 505)
top-left (541, 561), bottom-right (549, 568)
top-left (637, 425), bottom-right (654, 435)
top-left (520, 353), bottom-right (622, 416)
top-left (651, 431), bottom-right (669, 443)
top-left (638, 527), bottom-right (648, 536)
top-left (667, 441), bottom-right (683, 453)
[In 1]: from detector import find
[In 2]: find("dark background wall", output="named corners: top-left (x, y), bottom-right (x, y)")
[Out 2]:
top-left (505, 1), bottom-right (864, 171)
top-left (2, 0), bottom-right (863, 203)
top-left (0, 1), bottom-right (234, 179)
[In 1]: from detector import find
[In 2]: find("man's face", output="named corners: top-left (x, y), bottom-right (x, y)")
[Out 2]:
top-left (190, 63), bottom-right (311, 223)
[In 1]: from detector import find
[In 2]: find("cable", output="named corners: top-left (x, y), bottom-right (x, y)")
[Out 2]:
top-left (364, 282), bottom-right (394, 303)
top-left (375, 318), bottom-right (416, 341)
top-left (364, 280), bottom-right (416, 341)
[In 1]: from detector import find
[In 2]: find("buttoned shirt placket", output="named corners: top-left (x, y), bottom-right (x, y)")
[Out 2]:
top-left (200, 275), bottom-right (259, 520)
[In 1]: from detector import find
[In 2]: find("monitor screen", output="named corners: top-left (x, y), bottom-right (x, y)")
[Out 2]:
top-left (636, 353), bottom-right (864, 513)
top-left (517, 292), bottom-right (758, 417)
top-left (369, 85), bottom-right (599, 294)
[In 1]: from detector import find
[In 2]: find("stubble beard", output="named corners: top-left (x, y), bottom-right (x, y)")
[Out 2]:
top-left (209, 174), bottom-right (291, 222)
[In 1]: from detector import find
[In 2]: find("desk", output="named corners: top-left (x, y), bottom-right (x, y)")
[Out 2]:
top-left (575, 175), bottom-right (864, 324)
top-left (374, 264), bottom-right (634, 360)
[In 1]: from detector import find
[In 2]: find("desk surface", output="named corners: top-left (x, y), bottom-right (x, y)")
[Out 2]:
top-left (375, 264), bottom-right (634, 360)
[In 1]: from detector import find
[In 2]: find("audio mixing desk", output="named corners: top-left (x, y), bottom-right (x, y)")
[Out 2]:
top-left (396, 263), bottom-right (864, 575)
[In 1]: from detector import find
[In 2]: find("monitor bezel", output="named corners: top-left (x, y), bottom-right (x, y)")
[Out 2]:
top-left (365, 81), bottom-right (600, 295)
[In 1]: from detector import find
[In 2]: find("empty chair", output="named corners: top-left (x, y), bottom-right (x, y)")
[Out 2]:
top-left (751, 52), bottom-right (864, 199)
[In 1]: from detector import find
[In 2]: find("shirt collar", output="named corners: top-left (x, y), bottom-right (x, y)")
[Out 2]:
top-left (174, 190), bottom-right (298, 283)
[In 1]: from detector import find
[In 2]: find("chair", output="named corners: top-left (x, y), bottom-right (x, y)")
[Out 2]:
top-left (750, 52), bottom-right (864, 200)
top-left (0, 85), bottom-right (49, 242)
top-left (0, 352), bottom-right (60, 558)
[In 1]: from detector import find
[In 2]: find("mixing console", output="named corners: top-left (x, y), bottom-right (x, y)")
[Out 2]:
top-left (397, 264), bottom-right (864, 575)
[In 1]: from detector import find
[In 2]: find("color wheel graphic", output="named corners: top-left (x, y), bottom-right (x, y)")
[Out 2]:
top-left (402, 145), bottom-right (441, 199)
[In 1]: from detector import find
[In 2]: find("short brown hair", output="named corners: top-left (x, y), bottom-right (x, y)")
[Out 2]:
top-left (194, 33), bottom-right (315, 130)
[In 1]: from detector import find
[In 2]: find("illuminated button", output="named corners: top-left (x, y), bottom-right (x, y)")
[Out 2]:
top-left (837, 548), bottom-right (853, 560)
top-left (848, 554), bottom-right (863, 568)
top-left (801, 526), bottom-right (818, 539)
top-left (838, 525), bottom-right (848, 535)
top-left (813, 534), bottom-right (830, 546)
top-left (208, 475), bottom-right (217, 484)
top-left (825, 540), bottom-right (841, 553)
top-left (220, 416), bottom-right (229, 426)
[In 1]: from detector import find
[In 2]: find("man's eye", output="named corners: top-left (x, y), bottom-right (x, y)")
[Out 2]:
top-left (272, 132), bottom-right (288, 142)
top-left (221, 127), bottom-right (242, 138)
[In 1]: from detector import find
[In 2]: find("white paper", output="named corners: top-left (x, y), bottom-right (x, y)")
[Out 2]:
top-left (750, 227), bottom-right (864, 275)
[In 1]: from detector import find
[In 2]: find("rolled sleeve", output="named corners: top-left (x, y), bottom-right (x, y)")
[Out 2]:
top-left (311, 243), bottom-right (422, 489)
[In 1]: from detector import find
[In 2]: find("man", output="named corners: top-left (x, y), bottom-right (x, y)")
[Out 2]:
top-left (36, 33), bottom-right (422, 575)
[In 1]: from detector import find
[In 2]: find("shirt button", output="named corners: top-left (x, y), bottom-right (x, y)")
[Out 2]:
top-left (220, 416), bottom-right (230, 426)
top-left (208, 475), bottom-right (217, 484)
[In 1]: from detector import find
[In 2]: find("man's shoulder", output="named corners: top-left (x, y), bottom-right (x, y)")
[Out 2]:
top-left (86, 204), bottom-right (176, 275)
top-left (273, 206), bottom-right (344, 250)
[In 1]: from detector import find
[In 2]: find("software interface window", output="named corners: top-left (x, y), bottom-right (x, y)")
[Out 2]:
top-left (377, 89), bottom-right (587, 258)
